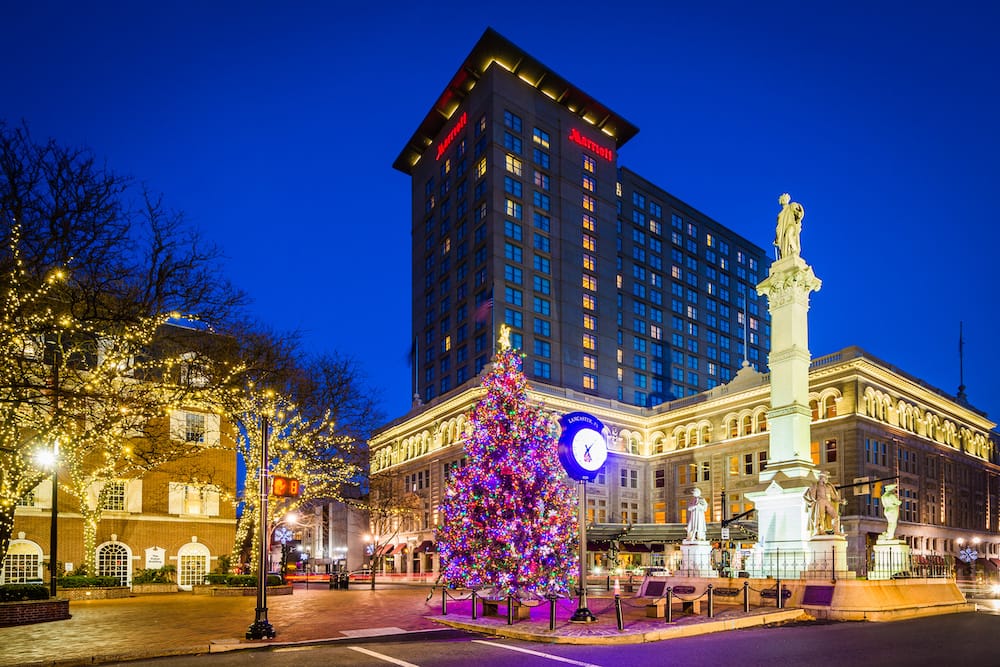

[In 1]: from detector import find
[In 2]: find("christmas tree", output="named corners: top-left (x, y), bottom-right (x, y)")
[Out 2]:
top-left (437, 325), bottom-right (578, 599)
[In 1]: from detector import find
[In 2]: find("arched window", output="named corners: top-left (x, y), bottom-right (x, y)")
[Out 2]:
top-left (677, 431), bottom-right (687, 449)
top-left (729, 419), bottom-right (738, 438)
top-left (756, 412), bottom-right (767, 432)
top-left (824, 396), bottom-right (837, 418)
top-left (810, 400), bottom-right (820, 421)
top-left (1, 539), bottom-right (42, 584)
top-left (178, 541), bottom-right (211, 591)
top-left (741, 415), bottom-right (752, 436)
top-left (96, 542), bottom-right (131, 586)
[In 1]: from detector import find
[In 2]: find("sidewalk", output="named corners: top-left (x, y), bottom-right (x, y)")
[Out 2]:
top-left (0, 583), bottom-right (806, 666)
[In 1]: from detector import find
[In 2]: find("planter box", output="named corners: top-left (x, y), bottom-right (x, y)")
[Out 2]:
top-left (0, 599), bottom-right (71, 627)
top-left (131, 583), bottom-right (178, 594)
top-left (58, 587), bottom-right (130, 601)
top-left (192, 584), bottom-right (293, 597)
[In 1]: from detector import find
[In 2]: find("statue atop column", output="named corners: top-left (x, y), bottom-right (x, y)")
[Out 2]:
top-left (775, 193), bottom-right (805, 258)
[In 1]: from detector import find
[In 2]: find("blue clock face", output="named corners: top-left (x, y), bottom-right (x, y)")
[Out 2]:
top-left (558, 411), bottom-right (608, 481)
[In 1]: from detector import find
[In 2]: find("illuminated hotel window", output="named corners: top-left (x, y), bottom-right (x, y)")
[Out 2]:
top-left (534, 171), bottom-right (550, 190)
top-left (582, 334), bottom-right (596, 350)
top-left (582, 195), bottom-right (596, 212)
top-left (583, 155), bottom-right (596, 173)
top-left (582, 214), bottom-right (596, 232)
top-left (476, 114), bottom-right (487, 136)
top-left (582, 175), bottom-right (595, 192)
top-left (583, 373), bottom-right (597, 390)
top-left (505, 199), bottom-right (522, 219)
top-left (583, 354), bottom-right (597, 370)
top-left (583, 314), bottom-right (596, 330)
top-left (475, 157), bottom-right (487, 179)
top-left (617, 367), bottom-right (623, 381)
top-left (442, 237), bottom-right (451, 254)
top-left (442, 158), bottom-right (451, 175)
top-left (443, 335), bottom-right (452, 352)
top-left (616, 275), bottom-right (623, 289)
top-left (617, 349), bottom-right (623, 363)
top-left (582, 274), bottom-right (597, 291)
top-left (582, 234), bottom-right (596, 251)
top-left (505, 154), bottom-right (522, 176)
top-left (532, 127), bottom-right (550, 148)
top-left (583, 294), bottom-right (595, 310)
top-left (650, 325), bottom-right (662, 340)
top-left (616, 182), bottom-right (622, 197)
top-left (649, 219), bottom-right (662, 235)
top-left (582, 253), bottom-right (595, 271)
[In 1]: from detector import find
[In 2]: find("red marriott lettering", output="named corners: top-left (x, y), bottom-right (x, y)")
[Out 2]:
top-left (436, 112), bottom-right (468, 160)
top-left (568, 128), bottom-right (614, 162)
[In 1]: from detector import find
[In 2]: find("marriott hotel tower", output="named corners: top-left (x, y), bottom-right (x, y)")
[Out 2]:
top-left (395, 28), bottom-right (770, 409)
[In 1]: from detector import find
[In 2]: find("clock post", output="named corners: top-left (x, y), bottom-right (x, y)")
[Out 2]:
top-left (557, 412), bottom-right (608, 624)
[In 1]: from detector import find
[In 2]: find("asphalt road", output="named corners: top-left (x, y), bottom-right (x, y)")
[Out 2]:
top-left (114, 610), bottom-right (1000, 667)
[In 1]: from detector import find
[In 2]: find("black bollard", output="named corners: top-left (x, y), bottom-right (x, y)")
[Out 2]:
top-left (549, 596), bottom-right (557, 631)
top-left (615, 594), bottom-right (624, 630)
top-left (665, 586), bottom-right (673, 623)
top-left (471, 590), bottom-right (478, 620)
top-left (507, 594), bottom-right (514, 625)
top-left (743, 580), bottom-right (750, 613)
top-left (707, 584), bottom-right (714, 618)
top-left (442, 588), bottom-right (447, 616)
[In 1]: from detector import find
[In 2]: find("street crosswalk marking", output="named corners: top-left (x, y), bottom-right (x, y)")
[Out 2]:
top-left (472, 640), bottom-right (603, 667)
top-left (348, 645), bottom-right (421, 667)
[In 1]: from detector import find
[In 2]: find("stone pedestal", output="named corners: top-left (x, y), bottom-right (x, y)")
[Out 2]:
top-left (745, 479), bottom-right (811, 578)
top-left (870, 539), bottom-right (911, 580)
top-left (805, 533), bottom-right (851, 579)
top-left (677, 540), bottom-right (718, 577)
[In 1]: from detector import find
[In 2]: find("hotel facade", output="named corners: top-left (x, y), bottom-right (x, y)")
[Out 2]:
top-left (372, 29), bottom-right (1000, 577)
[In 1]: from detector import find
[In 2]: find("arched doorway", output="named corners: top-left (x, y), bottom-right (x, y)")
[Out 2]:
top-left (177, 541), bottom-right (210, 591)
top-left (96, 540), bottom-right (132, 586)
top-left (2, 538), bottom-right (43, 583)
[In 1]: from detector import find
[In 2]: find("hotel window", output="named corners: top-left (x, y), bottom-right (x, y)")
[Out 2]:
top-left (582, 195), bottom-right (596, 212)
top-left (533, 318), bottom-right (550, 336)
top-left (650, 325), bottom-right (662, 340)
top-left (583, 314), bottom-right (596, 330)
top-left (503, 176), bottom-right (522, 197)
top-left (758, 450), bottom-right (767, 471)
top-left (533, 148), bottom-right (549, 168)
top-left (503, 242), bottom-right (522, 262)
top-left (505, 199), bottom-right (522, 219)
top-left (533, 296), bottom-right (551, 315)
top-left (582, 274), bottom-right (597, 291)
top-left (583, 373), bottom-right (597, 390)
top-left (504, 264), bottom-right (522, 284)
top-left (533, 339), bottom-right (551, 358)
top-left (534, 170), bottom-right (550, 190)
top-left (504, 154), bottom-right (521, 176)
top-left (533, 255), bottom-right (550, 274)
top-left (583, 294), bottom-right (596, 310)
top-left (744, 453), bottom-right (754, 475)
top-left (505, 286), bottom-right (523, 306)
top-left (582, 234), bottom-right (596, 251)
top-left (504, 220), bottom-right (522, 240)
top-left (503, 110), bottom-right (522, 131)
top-left (583, 334), bottom-right (596, 350)
top-left (532, 127), bottom-right (550, 147)
top-left (654, 469), bottom-right (666, 488)
top-left (582, 214), bottom-right (596, 231)
top-left (533, 360), bottom-right (551, 378)
top-left (825, 438), bottom-right (838, 463)
top-left (533, 192), bottom-right (551, 211)
top-left (583, 253), bottom-right (596, 271)
top-left (583, 354), bottom-right (597, 370)
top-left (582, 175), bottom-right (595, 192)
top-left (503, 132), bottom-right (522, 154)
top-left (504, 309), bottom-right (522, 328)
top-left (632, 191), bottom-right (646, 209)
top-left (534, 212), bottom-right (550, 231)
top-left (583, 155), bottom-right (596, 173)
top-left (533, 276), bottom-right (551, 294)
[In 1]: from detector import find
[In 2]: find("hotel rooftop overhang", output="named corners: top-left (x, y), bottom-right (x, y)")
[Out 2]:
top-left (393, 27), bottom-right (640, 175)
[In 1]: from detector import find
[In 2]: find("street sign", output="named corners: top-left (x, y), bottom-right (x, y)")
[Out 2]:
top-left (721, 527), bottom-right (730, 540)
top-left (852, 476), bottom-right (870, 496)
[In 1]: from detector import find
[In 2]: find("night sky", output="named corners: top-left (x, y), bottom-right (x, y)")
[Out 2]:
top-left (4, 1), bottom-right (998, 424)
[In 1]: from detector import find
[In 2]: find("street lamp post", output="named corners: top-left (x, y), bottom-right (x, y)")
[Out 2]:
top-left (48, 442), bottom-right (58, 597)
top-left (246, 415), bottom-right (276, 640)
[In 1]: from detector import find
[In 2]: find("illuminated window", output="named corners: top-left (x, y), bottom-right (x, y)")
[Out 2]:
top-left (583, 314), bottom-right (596, 330)
top-left (582, 175), bottom-right (595, 192)
top-left (617, 349), bottom-right (623, 363)
top-left (532, 127), bottom-right (550, 148)
top-left (582, 334), bottom-right (596, 350)
top-left (582, 234), bottom-right (596, 251)
top-left (583, 155), bottom-right (596, 173)
top-left (582, 274), bottom-right (597, 291)
top-left (650, 325), bottom-right (662, 340)
top-left (442, 237), bottom-right (451, 254)
top-left (443, 335), bottom-right (452, 352)
top-left (583, 354), bottom-right (597, 370)
top-left (617, 367), bottom-right (623, 381)
top-left (583, 294), bottom-right (595, 310)
top-left (582, 253), bottom-right (595, 271)
top-left (616, 274), bottom-right (623, 289)
top-left (533, 170), bottom-right (549, 190)
top-left (475, 157), bottom-right (487, 179)
top-left (583, 373), bottom-right (597, 390)
top-left (504, 199), bottom-right (522, 219)
top-left (505, 154), bottom-right (521, 176)
top-left (582, 195), bottom-right (596, 212)
top-left (582, 214), bottom-right (596, 231)
top-left (102, 481), bottom-right (126, 512)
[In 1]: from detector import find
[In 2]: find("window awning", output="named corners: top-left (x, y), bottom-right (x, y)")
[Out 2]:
top-left (414, 540), bottom-right (436, 553)
top-left (391, 543), bottom-right (408, 555)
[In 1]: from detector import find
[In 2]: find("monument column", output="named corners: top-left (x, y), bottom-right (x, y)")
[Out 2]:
top-left (745, 194), bottom-right (822, 576)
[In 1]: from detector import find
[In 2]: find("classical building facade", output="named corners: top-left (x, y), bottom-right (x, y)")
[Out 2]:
top-left (369, 346), bottom-right (999, 576)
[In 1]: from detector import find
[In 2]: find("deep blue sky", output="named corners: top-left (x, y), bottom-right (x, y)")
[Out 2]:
top-left (4, 1), bottom-right (998, 424)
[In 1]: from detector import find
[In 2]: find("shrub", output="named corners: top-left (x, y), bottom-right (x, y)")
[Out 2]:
top-left (0, 584), bottom-right (50, 602)
top-left (57, 576), bottom-right (121, 588)
top-left (132, 565), bottom-right (176, 585)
